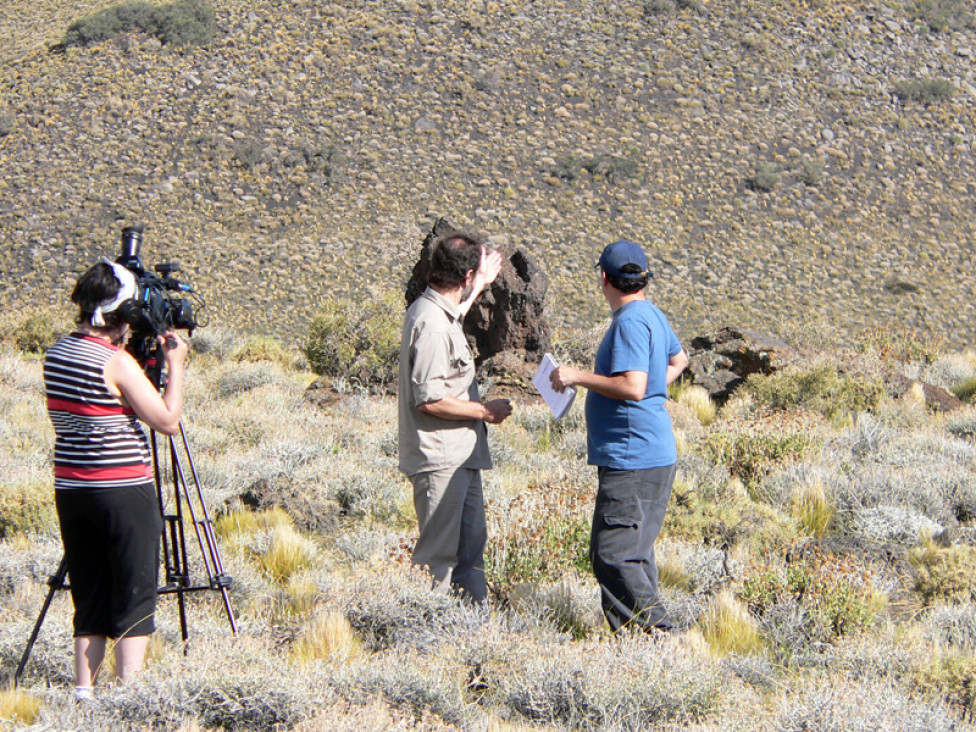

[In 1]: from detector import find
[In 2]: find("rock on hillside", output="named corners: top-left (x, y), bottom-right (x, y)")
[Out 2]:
top-left (0, 0), bottom-right (974, 345)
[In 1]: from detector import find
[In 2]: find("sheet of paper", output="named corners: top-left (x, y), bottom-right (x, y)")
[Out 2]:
top-left (532, 353), bottom-right (577, 418)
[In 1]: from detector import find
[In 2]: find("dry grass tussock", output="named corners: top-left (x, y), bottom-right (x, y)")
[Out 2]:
top-left (3, 334), bottom-right (976, 727)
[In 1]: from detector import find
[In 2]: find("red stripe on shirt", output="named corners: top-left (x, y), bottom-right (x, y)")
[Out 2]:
top-left (54, 464), bottom-right (153, 481)
top-left (47, 397), bottom-right (136, 417)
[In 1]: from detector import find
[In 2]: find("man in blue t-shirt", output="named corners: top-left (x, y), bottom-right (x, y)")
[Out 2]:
top-left (550, 239), bottom-right (689, 632)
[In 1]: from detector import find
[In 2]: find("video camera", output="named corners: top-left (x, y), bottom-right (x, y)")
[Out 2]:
top-left (114, 224), bottom-right (204, 362)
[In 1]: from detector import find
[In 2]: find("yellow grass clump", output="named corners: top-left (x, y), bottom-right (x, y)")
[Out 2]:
top-left (698, 589), bottom-right (764, 657)
top-left (791, 477), bottom-right (835, 538)
top-left (257, 524), bottom-right (318, 584)
top-left (657, 553), bottom-right (694, 592)
top-left (214, 506), bottom-right (295, 545)
top-left (290, 610), bottom-right (362, 665)
top-left (675, 384), bottom-right (717, 426)
top-left (0, 687), bottom-right (41, 725)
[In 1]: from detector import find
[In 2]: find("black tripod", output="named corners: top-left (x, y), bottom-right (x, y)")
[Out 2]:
top-left (15, 340), bottom-right (237, 685)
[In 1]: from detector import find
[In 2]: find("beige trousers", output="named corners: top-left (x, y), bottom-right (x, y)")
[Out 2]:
top-left (410, 467), bottom-right (487, 603)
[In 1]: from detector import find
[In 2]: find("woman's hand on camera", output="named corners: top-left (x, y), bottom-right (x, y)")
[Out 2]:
top-left (158, 332), bottom-right (188, 367)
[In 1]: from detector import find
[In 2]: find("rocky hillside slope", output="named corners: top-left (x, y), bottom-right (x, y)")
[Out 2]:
top-left (0, 0), bottom-right (974, 344)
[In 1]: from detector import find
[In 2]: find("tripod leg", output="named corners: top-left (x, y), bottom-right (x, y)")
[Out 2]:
top-left (15, 556), bottom-right (68, 686)
top-left (174, 424), bottom-right (239, 636)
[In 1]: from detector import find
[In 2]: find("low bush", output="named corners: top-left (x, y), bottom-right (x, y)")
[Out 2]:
top-left (914, 653), bottom-right (976, 719)
top-left (0, 311), bottom-right (65, 355)
top-left (703, 426), bottom-right (814, 489)
top-left (910, 534), bottom-right (976, 605)
top-left (912, 0), bottom-right (975, 32)
top-left (499, 636), bottom-right (721, 728)
top-left (232, 140), bottom-right (264, 170)
top-left (213, 362), bottom-right (279, 397)
top-left (282, 141), bottom-right (342, 181)
top-left (857, 324), bottom-right (945, 366)
top-left (643, 0), bottom-right (675, 14)
top-left (61, 0), bottom-right (216, 49)
top-left (795, 156), bottom-right (823, 186)
top-left (747, 162), bottom-right (780, 192)
top-left (581, 153), bottom-right (640, 182)
top-left (230, 335), bottom-right (292, 366)
top-left (507, 581), bottom-right (595, 640)
top-left (743, 363), bottom-right (884, 422)
top-left (952, 376), bottom-right (976, 404)
top-left (894, 78), bottom-right (957, 105)
top-left (739, 547), bottom-right (880, 640)
top-left (0, 480), bottom-right (58, 538)
top-left (549, 153), bottom-right (640, 184)
top-left (303, 292), bottom-right (401, 389)
top-left (486, 481), bottom-right (591, 585)
top-left (663, 475), bottom-right (796, 550)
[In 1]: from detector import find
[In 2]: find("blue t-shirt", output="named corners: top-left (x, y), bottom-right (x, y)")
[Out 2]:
top-left (585, 300), bottom-right (682, 469)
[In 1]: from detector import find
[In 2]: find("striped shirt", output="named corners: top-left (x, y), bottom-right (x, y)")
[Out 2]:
top-left (44, 333), bottom-right (152, 490)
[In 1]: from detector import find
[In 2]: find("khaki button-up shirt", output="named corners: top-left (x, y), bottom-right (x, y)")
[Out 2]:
top-left (398, 288), bottom-right (492, 476)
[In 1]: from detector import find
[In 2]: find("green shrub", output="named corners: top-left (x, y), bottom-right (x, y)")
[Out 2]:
top-left (747, 162), bottom-right (780, 193)
top-left (703, 428), bottom-right (813, 488)
top-left (0, 113), bottom-right (14, 137)
top-left (912, 0), bottom-right (975, 32)
top-left (486, 482), bottom-right (591, 586)
top-left (62, 0), bottom-right (216, 49)
top-left (951, 376), bottom-right (976, 403)
top-left (231, 335), bottom-right (292, 366)
top-left (894, 78), bottom-right (957, 105)
top-left (581, 154), bottom-right (639, 182)
top-left (663, 477), bottom-right (796, 550)
top-left (549, 154), bottom-right (639, 184)
top-left (739, 548), bottom-right (879, 639)
top-left (3, 311), bottom-right (65, 355)
top-left (795, 156), bottom-right (822, 186)
top-left (643, 0), bottom-right (676, 15)
top-left (910, 534), bottom-right (976, 605)
top-left (283, 142), bottom-right (342, 180)
top-left (551, 155), bottom-right (582, 181)
top-left (743, 363), bottom-right (885, 421)
top-left (303, 291), bottom-right (401, 388)
top-left (857, 325), bottom-right (945, 365)
top-left (914, 654), bottom-right (976, 719)
top-left (232, 140), bottom-right (265, 170)
top-left (0, 480), bottom-right (59, 538)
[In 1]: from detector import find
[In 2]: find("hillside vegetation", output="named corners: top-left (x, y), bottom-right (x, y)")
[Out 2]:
top-left (3, 331), bottom-right (976, 727)
top-left (0, 0), bottom-right (974, 344)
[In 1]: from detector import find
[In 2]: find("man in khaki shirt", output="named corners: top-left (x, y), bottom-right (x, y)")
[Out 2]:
top-left (398, 234), bottom-right (513, 602)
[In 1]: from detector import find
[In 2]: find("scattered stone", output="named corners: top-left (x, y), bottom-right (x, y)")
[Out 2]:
top-left (686, 327), bottom-right (798, 401)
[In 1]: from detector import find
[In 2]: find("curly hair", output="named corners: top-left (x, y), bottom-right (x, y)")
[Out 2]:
top-left (426, 234), bottom-right (482, 290)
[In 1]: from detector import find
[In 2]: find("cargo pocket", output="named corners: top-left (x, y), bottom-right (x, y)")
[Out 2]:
top-left (602, 513), bottom-right (639, 529)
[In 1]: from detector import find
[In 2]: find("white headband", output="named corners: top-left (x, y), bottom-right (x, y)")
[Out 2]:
top-left (91, 260), bottom-right (138, 327)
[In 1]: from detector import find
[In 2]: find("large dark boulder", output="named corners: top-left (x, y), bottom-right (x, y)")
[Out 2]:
top-left (686, 326), bottom-right (798, 402)
top-left (405, 217), bottom-right (550, 364)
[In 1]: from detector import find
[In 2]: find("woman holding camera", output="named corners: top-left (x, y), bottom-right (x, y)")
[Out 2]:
top-left (43, 260), bottom-right (187, 698)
